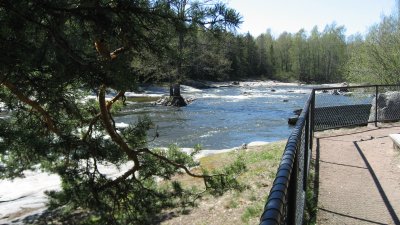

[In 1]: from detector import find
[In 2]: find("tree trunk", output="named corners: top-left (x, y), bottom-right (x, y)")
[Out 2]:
top-left (169, 83), bottom-right (187, 107)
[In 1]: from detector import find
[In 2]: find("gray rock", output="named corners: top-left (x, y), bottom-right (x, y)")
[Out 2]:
top-left (369, 91), bottom-right (400, 122)
top-left (155, 96), bottom-right (170, 105)
top-left (155, 96), bottom-right (195, 107)
top-left (288, 117), bottom-right (298, 125)
top-left (293, 109), bottom-right (302, 116)
top-left (339, 82), bottom-right (349, 92)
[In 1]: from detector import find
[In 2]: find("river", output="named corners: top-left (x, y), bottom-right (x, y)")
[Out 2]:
top-left (116, 82), bottom-right (314, 150)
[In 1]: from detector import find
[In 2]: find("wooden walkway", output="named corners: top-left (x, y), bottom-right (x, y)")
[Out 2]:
top-left (314, 126), bottom-right (400, 225)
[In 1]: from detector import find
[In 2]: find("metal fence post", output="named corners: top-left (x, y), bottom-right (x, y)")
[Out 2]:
top-left (303, 110), bottom-right (310, 192)
top-left (375, 85), bottom-right (378, 127)
top-left (310, 89), bottom-right (315, 143)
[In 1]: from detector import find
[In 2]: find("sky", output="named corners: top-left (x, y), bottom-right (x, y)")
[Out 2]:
top-left (226, 0), bottom-right (397, 37)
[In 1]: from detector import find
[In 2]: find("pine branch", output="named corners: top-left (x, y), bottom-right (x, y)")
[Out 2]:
top-left (98, 84), bottom-right (140, 167)
top-left (83, 90), bottom-right (126, 140)
top-left (140, 148), bottom-right (225, 179)
top-left (99, 165), bottom-right (137, 191)
top-left (1, 81), bottom-right (60, 135)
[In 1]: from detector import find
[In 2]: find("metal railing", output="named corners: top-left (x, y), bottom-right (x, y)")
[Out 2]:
top-left (259, 92), bottom-right (314, 225)
top-left (259, 84), bottom-right (400, 225)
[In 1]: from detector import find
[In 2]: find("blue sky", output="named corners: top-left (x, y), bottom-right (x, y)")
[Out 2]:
top-left (226, 0), bottom-right (396, 37)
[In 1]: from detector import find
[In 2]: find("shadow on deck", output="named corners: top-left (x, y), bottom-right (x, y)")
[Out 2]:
top-left (314, 125), bottom-right (400, 225)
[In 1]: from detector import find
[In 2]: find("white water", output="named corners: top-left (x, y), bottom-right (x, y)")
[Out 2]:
top-left (116, 82), bottom-right (312, 149)
top-left (0, 141), bottom-right (269, 223)
top-left (0, 81), bottom-right (314, 223)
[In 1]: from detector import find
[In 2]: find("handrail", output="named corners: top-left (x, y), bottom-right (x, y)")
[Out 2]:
top-left (260, 91), bottom-right (314, 225)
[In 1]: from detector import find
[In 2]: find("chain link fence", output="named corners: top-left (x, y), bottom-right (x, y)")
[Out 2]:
top-left (314, 85), bottom-right (400, 131)
top-left (260, 84), bottom-right (400, 225)
top-left (260, 93), bottom-right (313, 225)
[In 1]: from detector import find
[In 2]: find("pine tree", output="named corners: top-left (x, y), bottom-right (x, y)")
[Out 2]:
top-left (0, 1), bottom-right (245, 223)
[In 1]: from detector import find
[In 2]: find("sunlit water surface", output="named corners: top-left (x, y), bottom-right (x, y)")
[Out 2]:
top-left (116, 84), bottom-right (314, 150)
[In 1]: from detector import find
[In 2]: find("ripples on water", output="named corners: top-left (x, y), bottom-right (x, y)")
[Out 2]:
top-left (117, 84), bottom-right (314, 150)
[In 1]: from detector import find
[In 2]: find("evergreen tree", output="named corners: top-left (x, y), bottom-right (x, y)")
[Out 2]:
top-left (255, 34), bottom-right (269, 77)
top-left (0, 1), bottom-right (245, 224)
top-left (187, 30), bottom-right (232, 81)
top-left (161, 0), bottom-right (241, 104)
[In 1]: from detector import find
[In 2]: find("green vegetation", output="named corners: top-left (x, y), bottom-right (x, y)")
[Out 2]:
top-left (0, 1), bottom-right (244, 224)
top-left (241, 204), bottom-right (264, 224)
top-left (136, 13), bottom-right (400, 85)
top-left (231, 11), bottom-right (400, 85)
top-left (159, 141), bottom-right (285, 225)
top-left (1, 0), bottom-right (400, 223)
top-left (304, 161), bottom-right (318, 225)
top-left (346, 15), bottom-right (400, 84)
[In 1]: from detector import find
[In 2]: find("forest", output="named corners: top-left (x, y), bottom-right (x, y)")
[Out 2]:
top-left (145, 16), bottom-right (400, 84)
top-left (1, 0), bottom-right (400, 224)
top-left (136, 13), bottom-right (400, 85)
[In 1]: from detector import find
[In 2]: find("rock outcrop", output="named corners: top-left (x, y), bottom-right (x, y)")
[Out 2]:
top-left (369, 91), bottom-right (400, 122)
top-left (155, 96), bottom-right (195, 107)
top-left (339, 82), bottom-right (349, 92)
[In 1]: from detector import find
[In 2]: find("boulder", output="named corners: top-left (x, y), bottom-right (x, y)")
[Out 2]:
top-left (369, 91), bottom-right (400, 122)
top-left (293, 109), bottom-right (302, 116)
top-left (288, 117), bottom-right (298, 125)
top-left (170, 96), bottom-right (188, 107)
top-left (155, 96), bottom-right (170, 105)
top-left (242, 91), bottom-right (252, 96)
top-left (331, 83), bottom-right (350, 95)
top-left (339, 82), bottom-right (349, 92)
top-left (155, 96), bottom-right (195, 107)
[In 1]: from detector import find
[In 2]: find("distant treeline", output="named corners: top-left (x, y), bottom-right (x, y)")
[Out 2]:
top-left (136, 14), bottom-right (400, 85)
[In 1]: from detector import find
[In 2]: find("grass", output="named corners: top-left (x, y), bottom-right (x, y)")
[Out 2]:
top-left (161, 141), bottom-right (286, 225)
top-left (241, 203), bottom-right (264, 224)
top-left (304, 160), bottom-right (318, 225)
top-left (25, 141), bottom-right (286, 225)
top-left (224, 199), bottom-right (239, 209)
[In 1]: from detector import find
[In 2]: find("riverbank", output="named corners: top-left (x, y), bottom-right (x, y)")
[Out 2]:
top-left (0, 141), bottom-right (282, 224)
top-left (159, 141), bottom-right (286, 225)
